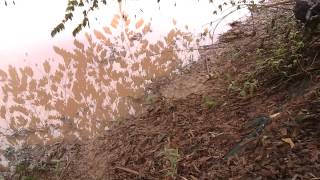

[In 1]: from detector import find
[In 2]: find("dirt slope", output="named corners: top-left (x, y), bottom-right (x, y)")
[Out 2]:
top-left (6, 2), bottom-right (320, 180)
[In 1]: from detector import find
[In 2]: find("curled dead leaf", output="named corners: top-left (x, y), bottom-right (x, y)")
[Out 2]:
top-left (282, 138), bottom-right (294, 148)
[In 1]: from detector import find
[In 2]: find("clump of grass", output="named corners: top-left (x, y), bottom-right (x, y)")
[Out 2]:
top-left (203, 96), bottom-right (218, 108)
top-left (14, 160), bottom-right (35, 180)
top-left (161, 148), bottom-right (181, 178)
top-left (14, 158), bottom-right (60, 179)
top-left (145, 94), bottom-right (156, 105)
top-left (228, 80), bottom-right (258, 97)
top-left (240, 79), bottom-right (258, 97)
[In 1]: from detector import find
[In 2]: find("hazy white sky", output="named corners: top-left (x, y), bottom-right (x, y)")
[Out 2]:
top-left (0, 0), bottom-right (69, 49)
top-left (0, 0), bottom-right (70, 66)
top-left (0, 0), bottom-right (250, 67)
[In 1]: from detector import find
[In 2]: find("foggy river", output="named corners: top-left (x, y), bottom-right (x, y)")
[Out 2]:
top-left (0, 0), bottom-right (252, 166)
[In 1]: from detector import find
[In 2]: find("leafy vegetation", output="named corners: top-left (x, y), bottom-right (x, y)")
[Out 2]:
top-left (25, 0), bottom-right (259, 37)
top-left (252, 12), bottom-right (318, 89)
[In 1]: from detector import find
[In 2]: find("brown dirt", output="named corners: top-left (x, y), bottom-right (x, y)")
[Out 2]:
top-left (5, 2), bottom-right (320, 180)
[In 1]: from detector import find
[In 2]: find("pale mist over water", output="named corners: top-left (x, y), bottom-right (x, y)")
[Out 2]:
top-left (0, 0), bottom-right (252, 166)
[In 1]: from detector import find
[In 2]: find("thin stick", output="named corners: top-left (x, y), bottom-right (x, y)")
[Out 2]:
top-left (59, 156), bottom-right (71, 180)
top-left (211, 7), bottom-right (246, 42)
top-left (115, 166), bottom-right (140, 176)
top-left (204, 57), bottom-right (212, 77)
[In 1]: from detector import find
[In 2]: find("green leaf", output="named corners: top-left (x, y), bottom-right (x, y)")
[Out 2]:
top-left (65, 13), bottom-right (73, 21)
top-left (72, 24), bottom-right (82, 37)
top-left (240, 90), bottom-right (246, 97)
top-left (93, 0), bottom-right (99, 8)
top-left (66, 5), bottom-right (75, 11)
top-left (51, 23), bottom-right (65, 37)
top-left (79, 0), bottom-right (84, 6)
top-left (68, 0), bottom-right (78, 6)
top-left (82, 17), bottom-right (89, 27)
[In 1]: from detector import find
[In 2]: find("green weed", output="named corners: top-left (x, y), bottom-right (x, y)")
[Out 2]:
top-left (240, 79), bottom-right (258, 97)
top-left (162, 148), bottom-right (180, 178)
top-left (203, 96), bottom-right (218, 109)
top-left (228, 80), bottom-right (258, 97)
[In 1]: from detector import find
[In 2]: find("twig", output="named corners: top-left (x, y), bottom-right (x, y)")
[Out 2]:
top-left (211, 7), bottom-right (246, 41)
top-left (204, 57), bottom-right (212, 77)
top-left (309, 36), bottom-right (320, 46)
top-left (251, 10), bottom-right (255, 33)
top-left (310, 51), bottom-right (319, 67)
top-left (59, 156), bottom-right (72, 180)
top-left (202, 0), bottom-right (293, 29)
top-left (115, 166), bottom-right (140, 176)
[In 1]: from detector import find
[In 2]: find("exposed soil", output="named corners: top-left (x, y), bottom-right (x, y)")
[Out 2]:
top-left (3, 2), bottom-right (320, 180)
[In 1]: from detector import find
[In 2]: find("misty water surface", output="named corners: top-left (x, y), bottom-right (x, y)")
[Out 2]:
top-left (0, 0), bottom-right (252, 167)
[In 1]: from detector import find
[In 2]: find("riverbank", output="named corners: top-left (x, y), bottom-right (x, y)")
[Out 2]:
top-left (4, 1), bottom-right (320, 179)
